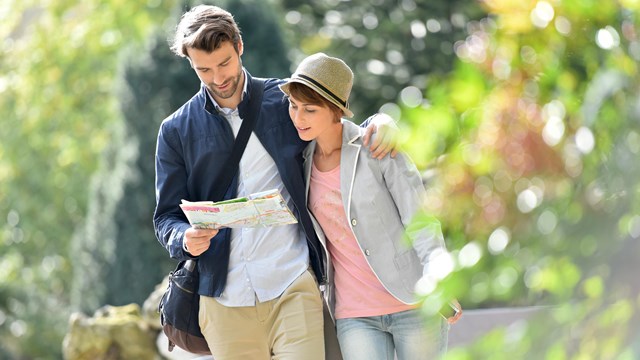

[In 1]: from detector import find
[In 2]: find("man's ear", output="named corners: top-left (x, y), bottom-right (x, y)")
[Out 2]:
top-left (187, 57), bottom-right (194, 69)
top-left (238, 39), bottom-right (244, 57)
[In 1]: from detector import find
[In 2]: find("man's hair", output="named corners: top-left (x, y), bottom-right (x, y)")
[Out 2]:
top-left (170, 5), bottom-right (242, 58)
top-left (287, 83), bottom-right (343, 122)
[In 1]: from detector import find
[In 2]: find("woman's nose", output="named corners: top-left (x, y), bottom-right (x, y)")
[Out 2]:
top-left (291, 110), bottom-right (301, 122)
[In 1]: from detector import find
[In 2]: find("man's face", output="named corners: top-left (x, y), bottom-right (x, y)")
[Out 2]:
top-left (187, 41), bottom-right (244, 106)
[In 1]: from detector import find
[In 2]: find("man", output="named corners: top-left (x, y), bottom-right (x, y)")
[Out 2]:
top-left (153, 5), bottom-right (397, 360)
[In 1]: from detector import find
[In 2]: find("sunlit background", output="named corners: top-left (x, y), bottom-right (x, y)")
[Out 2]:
top-left (1, 0), bottom-right (639, 359)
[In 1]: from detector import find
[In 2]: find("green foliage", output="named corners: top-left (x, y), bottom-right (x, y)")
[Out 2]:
top-left (277, 0), bottom-right (484, 123)
top-left (218, 0), bottom-right (292, 78)
top-left (0, 0), bottom-right (179, 358)
top-left (3, 0), bottom-right (640, 357)
top-left (401, 1), bottom-right (640, 357)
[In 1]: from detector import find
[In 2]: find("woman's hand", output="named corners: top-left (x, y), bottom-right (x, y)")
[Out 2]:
top-left (446, 299), bottom-right (463, 325)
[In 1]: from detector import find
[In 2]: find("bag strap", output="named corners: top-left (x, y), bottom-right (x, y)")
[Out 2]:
top-left (184, 79), bottom-right (264, 269)
top-left (185, 78), bottom-right (264, 269)
top-left (211, 77), bottom-right (265, 201)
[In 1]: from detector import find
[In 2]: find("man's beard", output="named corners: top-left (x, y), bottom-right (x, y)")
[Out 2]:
top-left (207, 68), bottom-right (242, 100)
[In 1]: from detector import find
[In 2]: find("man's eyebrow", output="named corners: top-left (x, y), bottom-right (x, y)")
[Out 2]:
top-left (194, 56), bottom-right (232, 70)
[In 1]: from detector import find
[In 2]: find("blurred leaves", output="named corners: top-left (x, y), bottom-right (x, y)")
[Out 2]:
top-left (278, 0), bottom-right (484, 123)
top-left (397, 0), bottom-right (640, 358)
top-left (2, 0), bottom-right (640, 358)
top-left (0, 0), bottom-right (179, 358)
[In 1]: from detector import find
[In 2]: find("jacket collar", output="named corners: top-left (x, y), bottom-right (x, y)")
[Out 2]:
top-left (342, 119), bottom-right (365, 146)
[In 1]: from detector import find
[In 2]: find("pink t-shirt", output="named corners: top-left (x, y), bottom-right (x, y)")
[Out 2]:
top-left (308, 162), bottom-right (415, 319)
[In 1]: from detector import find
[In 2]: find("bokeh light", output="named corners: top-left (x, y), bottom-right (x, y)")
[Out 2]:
top-left (428, 248), bottom-right (455, 280)
top-left (537, 210), bottom-right (558, 235)
top-left (531, 1), bottom-right (554, 29)
top-left (488, 227), bottom-right (510, 254)
top-left (596, 26), bottom-right (621, 50)
top-left (575, 126), bottom-right (595, 154)
top-left (459, 241), bottom-right (483, 268)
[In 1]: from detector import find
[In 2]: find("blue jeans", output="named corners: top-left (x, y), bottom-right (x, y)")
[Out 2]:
top-left (335, 309), bottom-right (448, 360)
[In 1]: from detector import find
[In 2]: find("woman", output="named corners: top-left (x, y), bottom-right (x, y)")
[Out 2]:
top-left (280, 52), bottom-right (461, 360)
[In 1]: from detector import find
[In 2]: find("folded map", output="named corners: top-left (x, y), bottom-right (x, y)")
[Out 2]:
top-left (179, 189), bottom-right (298, 229)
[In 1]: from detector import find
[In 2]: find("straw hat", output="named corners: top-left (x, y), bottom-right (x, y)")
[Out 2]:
top-left (280, 52), bottom-right (354, 118)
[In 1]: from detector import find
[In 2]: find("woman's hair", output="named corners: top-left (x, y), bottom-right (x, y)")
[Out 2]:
top-left (170, 5), bottom-right (242, 58)
top-left (287, 82), bottom-right (343, 122)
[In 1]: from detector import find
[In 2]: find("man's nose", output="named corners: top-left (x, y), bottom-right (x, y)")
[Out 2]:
top-left (213, 72), bottom-right (225, 85)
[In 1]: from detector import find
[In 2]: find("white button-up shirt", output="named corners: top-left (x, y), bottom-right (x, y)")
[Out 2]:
top-left (205, 73), bottom-right (309, 306)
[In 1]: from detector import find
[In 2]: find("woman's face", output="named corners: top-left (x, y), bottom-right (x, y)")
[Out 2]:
top-left (288, 94), bottom-right (340, 142)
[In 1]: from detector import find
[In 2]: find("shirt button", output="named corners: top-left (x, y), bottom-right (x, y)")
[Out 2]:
top-left (365, 249), bottom-right (370, 256)
top-left (351, 219), bottom-right (357, 226)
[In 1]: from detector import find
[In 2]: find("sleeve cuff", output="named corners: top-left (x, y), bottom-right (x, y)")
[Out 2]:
top-left (182, 240), bottom-right (189, 253)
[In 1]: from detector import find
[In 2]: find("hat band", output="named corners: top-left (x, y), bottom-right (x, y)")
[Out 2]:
top-left (297, 74), bottom-right (347, 107)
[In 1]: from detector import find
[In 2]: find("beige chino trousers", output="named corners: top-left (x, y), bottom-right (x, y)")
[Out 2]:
top-left (199, 269), bottom-right (325, 360)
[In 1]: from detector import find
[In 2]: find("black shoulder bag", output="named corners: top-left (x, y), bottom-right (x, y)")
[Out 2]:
top-left (159, 78), bottom-right (265, 354)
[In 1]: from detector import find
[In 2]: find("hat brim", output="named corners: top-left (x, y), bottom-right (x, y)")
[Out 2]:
top-left (279, 78), bottom-right (354, 118)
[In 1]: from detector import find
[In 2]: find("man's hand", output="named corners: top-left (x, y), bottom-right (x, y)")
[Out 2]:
top-left (183, 227), bottom-right (218, 256)
top-left (362, 113), bottom-right (399, 159)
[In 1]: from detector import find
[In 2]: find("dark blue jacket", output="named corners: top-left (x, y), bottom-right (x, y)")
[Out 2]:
top-left (153, 71), bottom-right (326, 297)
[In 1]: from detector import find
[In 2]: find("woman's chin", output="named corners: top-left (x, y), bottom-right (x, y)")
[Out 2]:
top-left (297, 129), bottom-right (315, 141)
